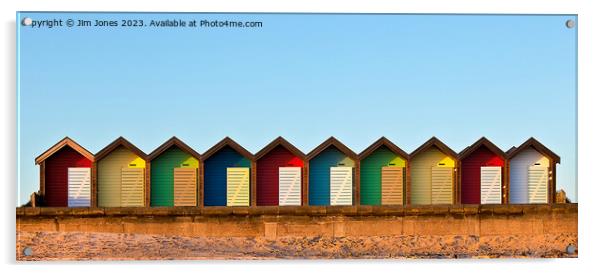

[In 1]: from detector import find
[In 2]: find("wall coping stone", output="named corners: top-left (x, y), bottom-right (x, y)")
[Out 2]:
top-left (16, 204), bottom-right (578, 218)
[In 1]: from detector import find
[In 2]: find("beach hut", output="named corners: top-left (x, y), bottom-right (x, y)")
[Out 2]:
top-left (409, 137), bottom-right (458, 205)
top-left (307, 137), bottom-right (358, 206)
top-left (202, 137), bottom-right (254, 206)
top-left (507, 137), bottom-right (560, 204)
top-left (148, 137), bottom-right (201, 207)
top-left (95, 137), bottom-right (148, 207)
top-left (358, 137), bottom-right (409, 205)
top-left (255, 137), bottom-right (305, 206)
top-left (459, 137), bottom-right (506, 204)
top-left (34, 137), bottom-right (94, 207)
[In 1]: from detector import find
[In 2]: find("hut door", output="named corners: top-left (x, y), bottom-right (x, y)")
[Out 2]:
top-left (174, 168), bottom-right (197, 206)
top-left (121, 168), bottom-right (145, 207)
top-left (528, 166), bottom-right (548, 204)
top-left (381, 166), bottom-right (404, 205)
top-left (480, 166), bottom-right (502, 204)
top-left (226, 167), bottom-right (250, 206)
top-left (431, 167), bottom-right (453, 204)
top-left (67, 167), bottom-right (91, 207)
top-left (330, 166), bottom-right (353, 205)
top-left (279, 167), bottom-right (301, 206)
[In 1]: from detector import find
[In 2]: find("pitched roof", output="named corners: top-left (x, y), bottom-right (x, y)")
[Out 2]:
top-left (201, 137), bottom-right (254, 161)
top-left (409, 136), bottom-right (458, 159)
top-left (35, 137), bottom-right (94, 164)
top-left (94, 136), bottom-right (148, 161)
top-left (255, 136), bottom-right (305, 161)
top-left (306, 136), bottom-right (358, 161)
top-left (148, 136), bottom-right (202, 161)
top-left (458, 146), bottom-right (471, 155)
top-left (458, 137), bottom-right (507, 160)
top-left (506, 137), bottom-right (561, 163)
top-left (358, 136), bottom-right (409, 160)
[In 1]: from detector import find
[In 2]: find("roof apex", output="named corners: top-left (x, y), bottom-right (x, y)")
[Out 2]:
top-left (358, 136), bottom-right (409, 160)
top-left (507, 137), bottom-right (560, 163)
top-left (201, 137), bottom-right (254, 161)
top-left (255, 136), bottom-right (305, 161)
top-left (94, 136), bottom-right (147, 161)
top-left (409, 136), bottom-right (458, 159)
top-left (458, 137), bottom-right (507, 160)
top-left (307, 136), bottom-right (358, 160)
top-left (35, 136), bottom-right (94, 164)
top-left (148, 136), bottom-right (202, 160)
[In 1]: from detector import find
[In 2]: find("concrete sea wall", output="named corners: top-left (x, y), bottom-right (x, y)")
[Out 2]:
top-left (16, 204), bottom-right (578, 260)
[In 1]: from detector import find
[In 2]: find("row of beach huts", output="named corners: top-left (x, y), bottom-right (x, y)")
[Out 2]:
top-left (31, 136), bottom-right (560, 208)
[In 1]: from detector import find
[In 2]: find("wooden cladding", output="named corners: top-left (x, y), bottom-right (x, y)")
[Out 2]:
top-left (173, 168), bottom-right (197, 206)
top-left (279, 167), bottom-right (301, 206)
top-left (527, 166), bottom-right (548, 204)
top-left (120, 168), bottom-right (145, 207)
top-left (227, 167), bottom-right (250, 206)
top-left (480, 166), bottom-right (502, 204)
top-left (431, 167), bottom-right (454, 205)
top-left (35, 136), bottom-right (561, 208)
top-left (97, 144), bottom-right (146, 208)
top-left (330, 167), bottom-right (353, 205)
top-left (381, 166), bottom-right (404, 205)
top-left (67, 167), bottom-right (91, 207)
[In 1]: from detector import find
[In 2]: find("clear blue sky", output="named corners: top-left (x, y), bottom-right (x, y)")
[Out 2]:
top-left (16, 12), bottom-right (577, 205)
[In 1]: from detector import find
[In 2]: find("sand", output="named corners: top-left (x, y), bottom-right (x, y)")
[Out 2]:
top-left (16, 231), bottom-right (577, 260)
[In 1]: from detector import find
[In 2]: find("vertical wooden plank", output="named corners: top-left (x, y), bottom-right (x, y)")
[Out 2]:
top-left (455, 163), bottom-right (460, 205)
top-left (251, 161), bottom-right (257, 207)
top-left (198, 162), bottom-right (204, 208)
top-left (405, 162), bottom-right (411, 205)
top-left (145, 161), bottom-right (151, 207)
top-left (354, 160), bottom-right (360, 206)
top-left (91, 163), bottom-right (97, 207)
top-left (551, 163), bottom-right (557, 203)
top-left (302, 164), bottom-right (309, 206)
top-left (40, 161), bottom-right (45, 201)
top-left (502, 160), bottom-right (510, 204)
